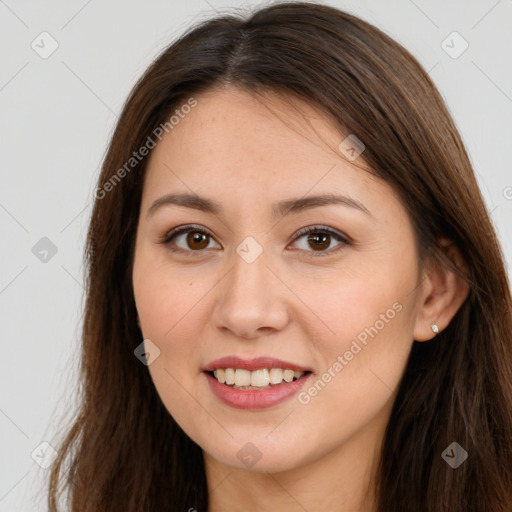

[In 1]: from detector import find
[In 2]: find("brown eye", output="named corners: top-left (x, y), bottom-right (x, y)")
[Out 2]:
top-left (160, 224), bottom-right (221, 255)
top-left (291, 225), bottom-right (350, 257)
top-left (306, 232), bottom-right (331, 251)
top-left (160, 224), bottom-right (349, 258)
top-left (185, 231), bottom-right (210, 250)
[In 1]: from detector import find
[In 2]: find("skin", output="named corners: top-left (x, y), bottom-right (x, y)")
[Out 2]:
top-left (132, 84), bottom-right (469, 511)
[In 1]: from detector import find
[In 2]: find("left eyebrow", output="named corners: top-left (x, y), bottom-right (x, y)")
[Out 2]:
top-left (146, 192), bottom-right (372, 219)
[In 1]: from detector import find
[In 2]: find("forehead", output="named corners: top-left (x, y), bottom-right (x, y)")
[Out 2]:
top-left (156, 87), bottom-right (348, 161)
top-left (141, 86), bottom-right (398, 220)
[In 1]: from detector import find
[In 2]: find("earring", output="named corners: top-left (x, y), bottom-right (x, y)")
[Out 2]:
top-left (431, 323), bottom-right (439, 334)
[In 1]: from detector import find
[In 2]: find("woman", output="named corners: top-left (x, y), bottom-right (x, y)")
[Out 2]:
top-left (47, 2), bottom-right (512, 511)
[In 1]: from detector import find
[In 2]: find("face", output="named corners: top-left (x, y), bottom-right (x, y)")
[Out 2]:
top-left (132, 85), bottom-right (425, 474)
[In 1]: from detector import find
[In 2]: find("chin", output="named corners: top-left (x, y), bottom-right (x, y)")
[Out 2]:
top-left (202, 435), bottom-right (312, 474)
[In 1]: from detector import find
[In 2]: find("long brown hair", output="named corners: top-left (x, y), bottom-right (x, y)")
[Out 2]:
top-left (47, 2), bottom-right (512, 510)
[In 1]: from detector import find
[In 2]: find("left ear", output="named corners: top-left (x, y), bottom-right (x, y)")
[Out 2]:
top-left (413, 237), bottom-right (470, 341)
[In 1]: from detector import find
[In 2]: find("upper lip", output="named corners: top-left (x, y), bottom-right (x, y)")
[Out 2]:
top-left (203, 356), bottom-right (312, 373)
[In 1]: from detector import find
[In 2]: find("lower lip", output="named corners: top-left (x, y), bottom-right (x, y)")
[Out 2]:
top-left (204, 371), bottom-right (312, 410)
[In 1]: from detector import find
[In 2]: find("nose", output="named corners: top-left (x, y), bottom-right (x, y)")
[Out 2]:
top-left (211, 246), bottom-right (290, 340)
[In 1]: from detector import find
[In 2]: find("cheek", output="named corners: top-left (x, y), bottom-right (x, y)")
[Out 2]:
top-left (295, 256), bottom-right (417, 404)
top-left (293, 285), bottom-right (414, 453)
top-left (133, 250), bottom-right (205, 340)
top-left (297, 263), bottom-right (413, 352)
top-left (132, 259), bottom-right (202, 410)
top-left (132, 258), bottom-right (211, 439)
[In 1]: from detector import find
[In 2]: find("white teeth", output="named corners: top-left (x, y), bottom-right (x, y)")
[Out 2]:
top-left (234, 369), bottom-right (251, 387)
top-left (251, 369), bottom-right (269, 387)
top-left (283, 369), bottom-right (294, 382)
top-left (212, 367), bottom-right (305, 388)
top-left (269, 368), bottom-right (283, 384)
top-left (214, 368), bottom-right (225, 384)
top-left (224, 368), bottom-right (235, 385)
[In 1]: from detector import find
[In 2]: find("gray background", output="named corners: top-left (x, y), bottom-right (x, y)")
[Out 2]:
top-left (1, 0), bottom-right (511, 509)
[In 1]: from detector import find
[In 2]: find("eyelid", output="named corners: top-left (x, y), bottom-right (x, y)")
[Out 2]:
top-left (293, 225), bottom-right (350, 244)
top-left (160, 224), bottom-right (215, 245)
top-left (159, 224), bottom-right (220, 256)
top-left (289, 225), bottom-right (350, 258)
top-left (158, 223), bottom-right (350, 257)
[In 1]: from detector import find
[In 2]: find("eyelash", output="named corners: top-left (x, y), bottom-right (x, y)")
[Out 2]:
top-left (158, 223), bottom-right (350, 258)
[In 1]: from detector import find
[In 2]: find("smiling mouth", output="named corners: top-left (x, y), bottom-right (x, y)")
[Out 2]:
top-left (206, 368), bottom-right (312, 390)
